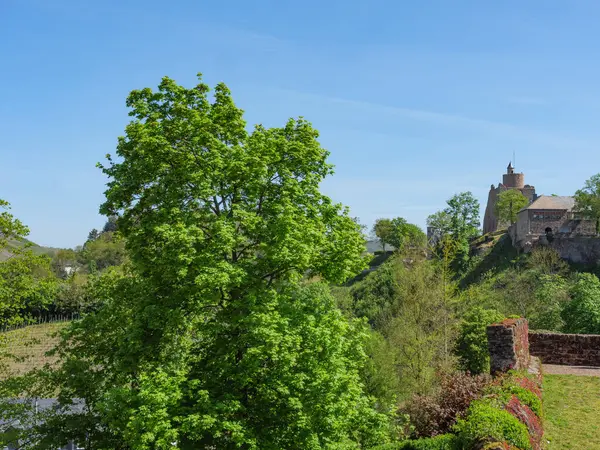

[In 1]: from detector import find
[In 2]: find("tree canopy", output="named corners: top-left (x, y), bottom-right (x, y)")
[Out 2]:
top-left (372, 218), bottom-right (394, 251)
top-left (9, 75), bottom-right (388, 449)
top-left (387, 218), bottom-right (426, 252)
top-left (495, 190), bottom-right (529, 225)
top-left (372, 217), bottom-right (426, 253)
top-left (575, 173), bottom-right (600, 233)
top-left (427, 192), bottom-right (480, 276)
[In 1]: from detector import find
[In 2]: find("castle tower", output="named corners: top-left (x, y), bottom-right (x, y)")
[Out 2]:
top-left (502, 162), bottom-right (525, 189)
top-left (483, 163), bottom-right (536, 234)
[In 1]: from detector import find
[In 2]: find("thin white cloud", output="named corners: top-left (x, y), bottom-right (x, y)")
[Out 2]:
top-left (268, 88), bottom-right (594, 150)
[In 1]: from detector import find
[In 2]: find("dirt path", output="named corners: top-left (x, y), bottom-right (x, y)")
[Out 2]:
top-left (543, 364), bottom-right (600, 376)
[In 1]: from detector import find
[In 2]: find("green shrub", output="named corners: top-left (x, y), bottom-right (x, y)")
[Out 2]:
top-left (455, 307), bottom-right (504, 374)
top-left (482, 382), bottom-right (543, 420)
top-left (453, 401), bottom-right (531, 450)
top-left (369, 433), bottom-right (458, 449)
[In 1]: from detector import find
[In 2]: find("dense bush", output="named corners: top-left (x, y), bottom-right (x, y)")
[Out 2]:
top-left (455, 307), bottom-right (504, 374)
top-left (402, 371), bottom-right (491, 437)
top-left (360, 329), bottom-right (401, 409)
top-left (453, 401), bottom-right (531, 450)
top-left (369, 433), bottom-right (458, 450)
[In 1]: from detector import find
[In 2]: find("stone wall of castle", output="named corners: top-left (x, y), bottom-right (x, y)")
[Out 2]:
top-left (529, 331), bottom-right (600, 366)
top-left (483, 186), bottom-right (500, 234)
top-left (487, 318), bottom-right (530, 375)
top-left (542, 236), bottom-right (600, 264)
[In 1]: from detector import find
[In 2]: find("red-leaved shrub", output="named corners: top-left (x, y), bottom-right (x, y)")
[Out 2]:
top-left (402, 371), bottom-right (491, 437)
top-left (505, 395), bottom-right (543, 450)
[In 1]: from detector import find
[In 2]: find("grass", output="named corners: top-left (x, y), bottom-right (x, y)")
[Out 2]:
top-left (0, 322), bottom-right (68, 378)
top-left (544, 374), bottom-right (600, 449)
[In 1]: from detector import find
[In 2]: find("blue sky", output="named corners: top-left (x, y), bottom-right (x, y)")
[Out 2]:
top-left (3, 0), bottom-right (600, 248)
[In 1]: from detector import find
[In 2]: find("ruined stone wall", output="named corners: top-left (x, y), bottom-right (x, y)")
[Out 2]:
top-left (487, 318), bottom-right (530, 375)
top-left (529, 331), bottom-right (600, 366)
top-left (560, 219), bottom-right (597, 235)
top-left (483, 186), bottom-right (499, 234)
top-left (544, 236), bottom-right (600, 264)
top-left (521, 185), bottom-right (536, 203)
top-left (515, 209), bottom-right (530, 245)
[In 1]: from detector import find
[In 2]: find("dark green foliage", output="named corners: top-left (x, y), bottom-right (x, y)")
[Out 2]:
top-left (369, 434), bottom-right (458, 449)
top-left (350, 261), bottom-right (398, 328)
top-left (455, 307), bottom-right (504, 374)
top-left (453, 402), bottom-right (531, 449)
top-left (87, 228), bottom-right (100, 241)
top-left (361, 329), bottom-right (401, 409)
top-left (102, 215), bottom-right (118, 233)
top-left (562, 273), bottom-right (600, 334)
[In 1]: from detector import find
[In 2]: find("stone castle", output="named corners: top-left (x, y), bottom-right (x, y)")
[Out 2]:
top-left (483, 163), bottom-right (599, 263)
top-left (483, 163), bottom-right (537, 234)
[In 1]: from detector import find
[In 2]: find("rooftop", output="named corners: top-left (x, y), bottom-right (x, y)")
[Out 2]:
top-left (520, 195), bottom-right (576, 212)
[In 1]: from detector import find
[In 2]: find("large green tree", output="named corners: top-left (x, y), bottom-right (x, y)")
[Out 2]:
top-left (10, 75), bottom-right (388, 449)
top-left (427, 192), bottom-right (480, 277)
top-left (387, 217), bottom-right (426, 252)
top-left (372, 218), bottom-right (394, 251)
top-left (495, 189), bottom-right (529, 225)
top-left (445, 192), bottom-right (480, 240)
top-left (372, 218), bottom-right (426, 253)
top-left (575, 173), bottom-right (600, 233)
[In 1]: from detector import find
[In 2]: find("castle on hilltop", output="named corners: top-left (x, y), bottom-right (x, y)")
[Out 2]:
top-left (482, 163), bottom-right (599, 263)
top-left (483, 163), bottom-right (537, 234)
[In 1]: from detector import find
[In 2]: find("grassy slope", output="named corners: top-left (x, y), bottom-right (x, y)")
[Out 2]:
top-left (0, 322), bottom-right (68, 378)
top-left (544, 374), bottom-right (600, 449)
top-left (460, 231), bottom-right (520, 288)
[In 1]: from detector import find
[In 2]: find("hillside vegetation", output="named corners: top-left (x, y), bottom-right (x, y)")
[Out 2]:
top-left (0, 238), bottom-right (63, 262)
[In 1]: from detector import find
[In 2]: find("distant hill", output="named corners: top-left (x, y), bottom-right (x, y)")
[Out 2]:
top-left (0, 238), bottom-right (63, 261)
